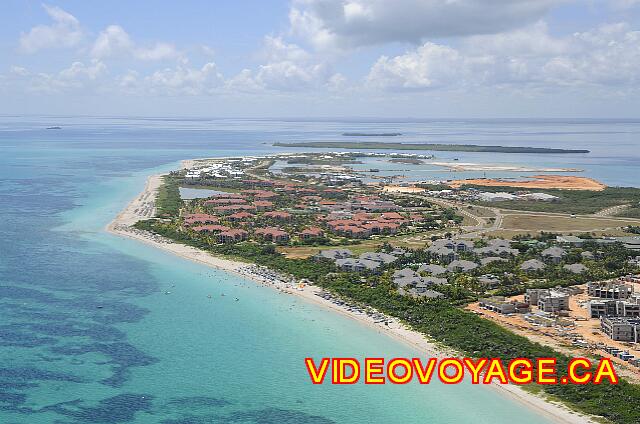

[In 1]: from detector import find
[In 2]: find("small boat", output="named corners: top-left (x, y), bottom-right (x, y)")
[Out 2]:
top-left (165, 291), bottom-right (171, 295)
top-left (235, 297), bottom-right (239, 301)
top-left (453, 158), bottom-right (459, 161)
top-left (369, 168), bottom-right (380, 172)
top-left (207, 294), bottom-right (212, 299)
top-left (46, 126), bottom-right (62, 130)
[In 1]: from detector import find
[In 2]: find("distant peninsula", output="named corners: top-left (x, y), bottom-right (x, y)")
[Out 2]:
top-left (342, 132), bottom-right (402, 136)
top-left (273, 141), bottom-right (590, 154)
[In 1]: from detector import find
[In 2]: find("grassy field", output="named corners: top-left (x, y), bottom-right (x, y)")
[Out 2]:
top-left (471, 186), bottom-right (640, 215)
top-left (499, 213), bottom-right (640, 233)
top-left (618, 205), bottom-right (640, 218)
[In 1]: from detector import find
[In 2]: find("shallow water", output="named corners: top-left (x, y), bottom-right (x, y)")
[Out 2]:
top-left (3, 116), bottom-right (636, 423)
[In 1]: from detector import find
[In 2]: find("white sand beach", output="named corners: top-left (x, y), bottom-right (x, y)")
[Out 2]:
top-left (106, 163), bottom-right (596, 424)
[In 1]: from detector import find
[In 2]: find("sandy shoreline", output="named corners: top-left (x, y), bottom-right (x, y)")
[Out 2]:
top-left (105, 166), bottom-right (596, 424)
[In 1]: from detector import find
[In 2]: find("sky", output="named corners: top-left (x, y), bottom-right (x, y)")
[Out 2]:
top-left (1, 0), bottom-right (640, 118)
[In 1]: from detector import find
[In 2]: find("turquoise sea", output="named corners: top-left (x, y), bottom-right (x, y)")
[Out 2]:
top-left (2, 116), bottom-right (639, 423)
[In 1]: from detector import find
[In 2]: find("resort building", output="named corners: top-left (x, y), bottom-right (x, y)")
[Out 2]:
top-left (263, 211), bottom-right (292, 221)
top-left (520, 259), bottom-right (546, 272)
top-left (418, 264), bottom-right (447, 275)
top-left (253, 201), bottom-right (274, 211)
top-left (427, 246), bottom-right (458, 263)
top-left (481, 256), bottom-right (507, 266)
top-left (525, 288), bottom-right (571, 312)
top-left (359, 252), bottom-right (397, 264)
top-left (537, 290), bottom-right (570, 312)
top-left (447, 260), bottom-right (478, 272)
top-left (299, 227), bottom-right (324, 240)
top-left (556, 235), bottom-right (585, 247)
top-left (588, 298), bottom-right (640, 318)
top-left (474, 239), bottom-right (519, 257)
top-left (228, 212), bottom-right (254, 222)
top-left (479, 296), bottom-right (530, 314)
top-left (477, 192), bottom-right (517, 202)
top-left (315, 249), bottom-right (352, 261)
top-left (183, 213), bottom-right (219, 226)
top-left (587, 281), bottom-right (634, 299)
top-left (335, 258), bottom-right (381, 273)
top-left (601, 317), bottom-right (640, 343)
top-left (478, 274), bottom-right (501, 288)
top-left (217, 229), bottom-right (248, 243)
top-left (430, 239), bottom-right (474, 252)
top-left (563, 263), bottom-right (588, 274)
top-left (254, 227), bottom-right (290, 243)
top-left (204, 197), bottom-right (247, 205)
top-left (393, 268), bottom-right (418, 279)
top-left (541, 247), bottom-right (567, 264)
top-left (191, 224), bottom-right (230, 233)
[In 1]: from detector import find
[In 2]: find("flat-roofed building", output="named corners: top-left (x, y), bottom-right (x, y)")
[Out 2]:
top-left (538, 290), bottom-right (570, 312)
top-left (588, 281), bottom-right (633, 299)
top-left (589, 299), bottom-right (640, 318)
top-left (479, 296), bottom-right (530, 314)
top-left (601, 317), bottom-right (640, 342)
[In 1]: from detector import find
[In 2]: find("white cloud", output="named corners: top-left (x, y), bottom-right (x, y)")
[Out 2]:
top-left (366, 21), bottom-right (640, 91)
top-left (91, 25), bottom-right (181, 61)
top-left (8, 59), bottom-right (107, 94)
top-left (19, 4), bottom-right (83, 53)
top-left (290, 0), bottom-right (562, 50)
top-left (227, 36), bottom-right (341, 92)
top-left (145, 63), bottom-right (224, 95)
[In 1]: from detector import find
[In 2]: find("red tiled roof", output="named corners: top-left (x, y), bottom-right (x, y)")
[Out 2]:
top-left (209, 193), bottom-right (244, 199)
top-left (255, 227), bottom-right (289, 237)
top-left (254, 200), bottom-right (274, 207)
top-left (218, 229), bottom-right (248, 237)
top-left (254, 191), bottom-right (278, 199)
top-left (204, 198), bottom-right (247, 205)
top-left (228, 212), bottom-right (254, 219)
top-left (183, 214), bottom-right (219, 225)
top-left (263, 211), bottom-right (292, 219)
top-left (214, 205), bottom-right (257, 212)
top-left (192, 224), bottom-right (230, 233)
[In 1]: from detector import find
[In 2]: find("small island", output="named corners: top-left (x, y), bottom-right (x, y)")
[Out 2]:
top-left (274, 141), bottom-right (590, 154)
top-left (342, 132), bottom-right (402, 137)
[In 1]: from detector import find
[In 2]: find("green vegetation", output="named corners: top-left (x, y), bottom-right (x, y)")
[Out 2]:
top-left (618, 204), bottom-right (640, 219)
top-left (273, 141), bottom-right (590, 154)
top-left (467, 186), bottom-right (640, 215)
top-left (342, 132), bottom-right (402, 136)
top-left (156, 174), bottom-right (183, 217)
top-left (388, 158), bottom-right (424, 165)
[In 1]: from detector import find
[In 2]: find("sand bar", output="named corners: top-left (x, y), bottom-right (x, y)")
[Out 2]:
top-left (448, 175), bottom-right (606, 191)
